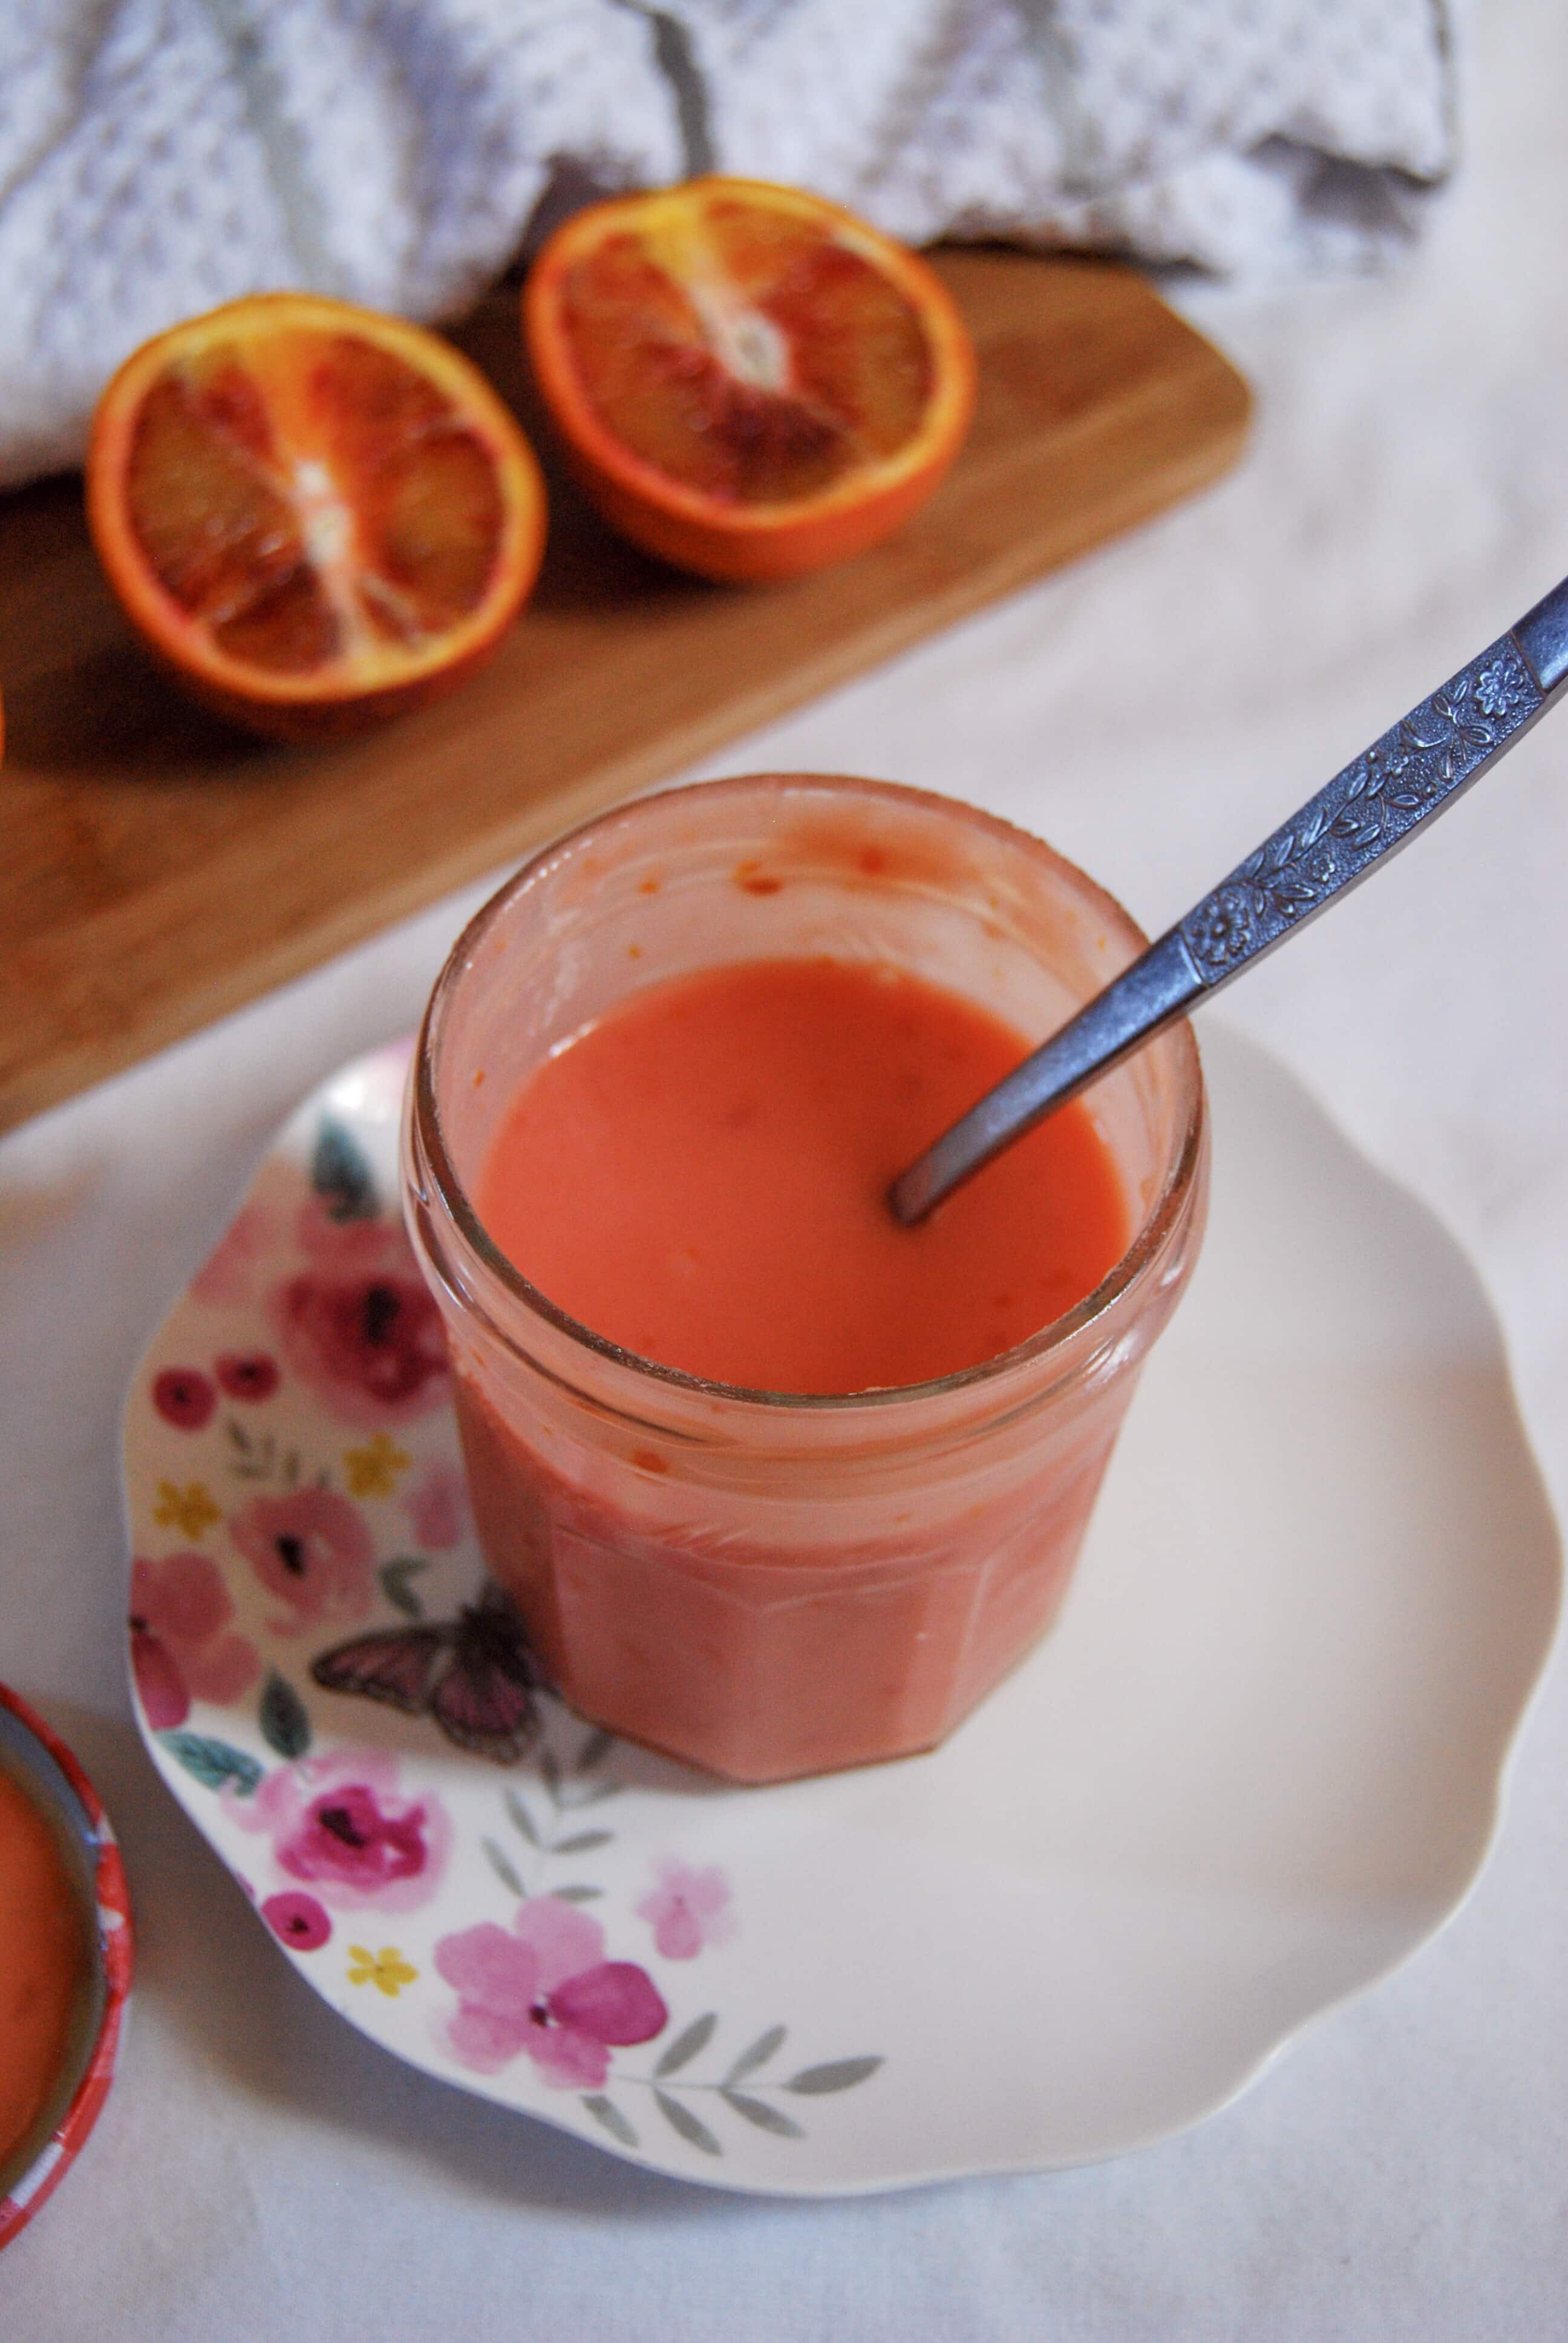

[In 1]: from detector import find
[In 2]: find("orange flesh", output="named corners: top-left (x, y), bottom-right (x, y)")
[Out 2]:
top-left (559, 197), bottom-right (934, 506)
top-left (0, 1765), bottom-right (88, 2171)
top-left (477, 958), bottom-right (1128, 1394)
top-left (123, 330), bottom-right (506, 676)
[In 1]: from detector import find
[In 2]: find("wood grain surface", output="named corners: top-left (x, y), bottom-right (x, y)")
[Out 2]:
top-left (0, 251), bottom-right (1249, 1134)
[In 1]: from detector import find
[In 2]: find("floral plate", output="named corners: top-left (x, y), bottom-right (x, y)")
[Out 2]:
top-left (121, 1032), bottom-right (1561, 2195)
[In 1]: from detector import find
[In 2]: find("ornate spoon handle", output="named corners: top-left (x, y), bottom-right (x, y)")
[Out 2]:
top-left (891, 575), bottom-right (1568, 1224)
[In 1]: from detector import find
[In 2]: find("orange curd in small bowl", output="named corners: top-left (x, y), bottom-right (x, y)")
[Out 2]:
top-left (0, 1763), bottom-right (90, 2172)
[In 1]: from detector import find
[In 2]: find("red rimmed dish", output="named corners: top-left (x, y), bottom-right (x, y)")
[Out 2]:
top-left (0, 1685), bottom-right (132, 2252)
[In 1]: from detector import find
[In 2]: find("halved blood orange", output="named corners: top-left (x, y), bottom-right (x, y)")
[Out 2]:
top-left (523, 179), bottom-right (976, 584)
top-left (87, 294), bottom-right (546, 738)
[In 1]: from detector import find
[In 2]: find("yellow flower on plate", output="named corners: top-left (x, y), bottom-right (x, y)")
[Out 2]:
top-left (342, 1432), bottom-right (413, 1498)
top-left (152, 1479), bottom-right (221, 1539)
top-left (347, 1945), bottom-right (419, 1998)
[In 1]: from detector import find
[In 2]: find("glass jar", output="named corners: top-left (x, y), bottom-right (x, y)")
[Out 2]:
top-left (403, 775), bottom-right (1207, 1784)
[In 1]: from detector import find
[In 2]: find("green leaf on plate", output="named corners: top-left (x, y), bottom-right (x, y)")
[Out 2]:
top-left (259, 1671), bottom-right (311, 1761)
top-left (160, 1731), bottom-right (264, 1797)
top-left (312, 1116), bottom-right (379, 1222)
top-left (379, 1557), bottom-right (430, 1620)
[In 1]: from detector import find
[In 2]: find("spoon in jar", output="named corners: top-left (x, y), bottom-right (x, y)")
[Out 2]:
top-left (890, 572), bottom-right (1568, 1225)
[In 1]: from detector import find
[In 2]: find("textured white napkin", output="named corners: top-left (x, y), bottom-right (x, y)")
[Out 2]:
top-left (0, 0), bottom-right (1452, 490)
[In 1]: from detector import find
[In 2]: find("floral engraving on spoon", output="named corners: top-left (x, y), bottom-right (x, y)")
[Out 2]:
top-left (1182, 639), bottom-right (1541, 973)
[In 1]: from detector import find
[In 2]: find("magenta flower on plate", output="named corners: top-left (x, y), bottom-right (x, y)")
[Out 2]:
top-left (436, 1898), bottom-right (667, 2087)
top-left (229, 1486), bottom-right (374, 1633)
top-left (129, 1550), bottom-right (260, 1729)
top-left (271, 1270), bottom-right (448, 1429)
top-left (636, 1858), bottom-right (736, 1959)
top-left (235, 1748), bottom-right (451, 1913)
top-left (261, 1890), bottom-right (332, 1951)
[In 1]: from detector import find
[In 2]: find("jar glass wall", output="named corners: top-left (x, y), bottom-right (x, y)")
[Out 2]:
top-left (404, 775), bottom-right (1207, 1783)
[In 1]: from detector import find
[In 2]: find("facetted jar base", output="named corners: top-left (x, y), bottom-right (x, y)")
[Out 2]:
top-left (453, 1368), bottom-right (1116, 1784)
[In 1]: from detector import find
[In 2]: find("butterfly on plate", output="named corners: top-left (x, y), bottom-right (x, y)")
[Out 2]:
top-left (310, 1582), bottom-right (545, 1765)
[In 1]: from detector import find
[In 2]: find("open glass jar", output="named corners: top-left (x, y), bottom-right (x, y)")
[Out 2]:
top-left (403, 775), bottom-right (1207, 1784)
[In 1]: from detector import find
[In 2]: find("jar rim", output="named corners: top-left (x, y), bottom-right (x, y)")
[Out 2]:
top-left (411, 773), bottom-right (1206, 1417)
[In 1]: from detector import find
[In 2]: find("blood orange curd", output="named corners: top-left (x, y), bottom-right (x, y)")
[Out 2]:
top-left (0, 1766), bottom-right (87, 2177)
top-left (0, 1683), bottom-right (129, 2252)
top-left (405, 775), bottom-right (1207, 1783)
top-left (476, 958), bottom-right (1128, 1394)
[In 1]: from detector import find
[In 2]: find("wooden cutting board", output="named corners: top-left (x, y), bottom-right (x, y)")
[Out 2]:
top-left (0, 252), bottom-right (1249, 1135)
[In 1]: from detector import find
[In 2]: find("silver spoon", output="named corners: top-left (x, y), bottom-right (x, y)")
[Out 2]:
top-left (891, 573), bottom-right (1568, 1224)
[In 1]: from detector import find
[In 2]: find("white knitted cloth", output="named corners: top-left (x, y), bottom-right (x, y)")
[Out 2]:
top-left (0, 0), bottom-right (1453, 490)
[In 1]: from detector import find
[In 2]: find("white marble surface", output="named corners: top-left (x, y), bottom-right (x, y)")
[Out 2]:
top-left (3, 4), bottom-right (1566, 2333)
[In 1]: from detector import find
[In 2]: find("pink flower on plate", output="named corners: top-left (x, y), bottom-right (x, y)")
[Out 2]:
top-left (401, 1462), bottom-right (469, 1552)
top-left (436, 1898), bottom-right (667, 2087)
top-left (129, 1551), bottom-right (260, 1729)
top-left (229, 1486), bottom-right (374, 1634)
top-left (636, 1859), bottom-right (736, 1960)
top-left (234, 1748), bottom-right (451, 1913)
top-left (271, 1270), bottom-right (448, 1429)
top-left (190, 1200), bottom-right (279, 1308)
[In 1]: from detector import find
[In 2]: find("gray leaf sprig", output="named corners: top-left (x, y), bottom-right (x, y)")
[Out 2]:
top-left (587, 2019), bottom-right (884, 2158)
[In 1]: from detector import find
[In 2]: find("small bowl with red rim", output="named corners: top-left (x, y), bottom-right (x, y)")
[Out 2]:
top-left (0, 1684), bottom-right (132, 2251)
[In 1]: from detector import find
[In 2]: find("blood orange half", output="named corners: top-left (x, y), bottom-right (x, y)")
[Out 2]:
top-left (523, 179), bottom-right (975, 584)
top-left (87, 295), bottom-right (546, 738)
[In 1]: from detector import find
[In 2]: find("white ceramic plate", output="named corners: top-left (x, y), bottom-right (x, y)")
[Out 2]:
top-left (120, 1028), bottom-right (1560, 2195)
